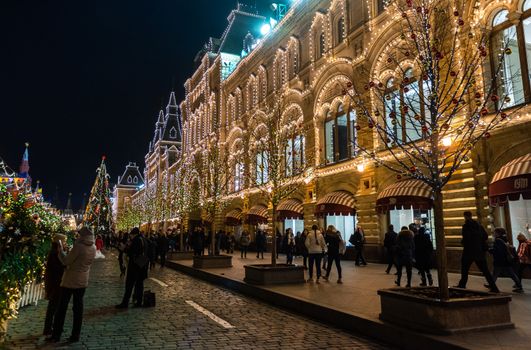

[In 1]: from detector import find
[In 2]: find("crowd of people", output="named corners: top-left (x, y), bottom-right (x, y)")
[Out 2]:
top-left (40, 213), bottom-right (531, 343)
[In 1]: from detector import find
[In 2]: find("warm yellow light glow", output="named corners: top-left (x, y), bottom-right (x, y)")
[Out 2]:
top-left (357, 163), bottom-right (365, 172)
top-left (442, 137), bottom-right (452, 147)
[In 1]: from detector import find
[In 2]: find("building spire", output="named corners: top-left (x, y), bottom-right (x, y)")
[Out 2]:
top-left (19, 142), bottom-right (30, 178)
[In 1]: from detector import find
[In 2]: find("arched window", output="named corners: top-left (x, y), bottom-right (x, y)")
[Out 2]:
top-left (256, 150), bottom-right (268, 185)
top-left (383, 68), bottom-right (426, 145)
top-left (127, 175), bottom-right (132, 183)
top-left (318, 32), bottom-right (326, 59)
top-left (324, 103), bottom-right (357, 163)
top-left (234, 162), bottom-right (244, 192)
top-left (490, 6), bottom-right (530, 108)
top-left (133, 176), bottom-right (138, 184)
top-left (337, 17), bottom-right (345, 44)
top-left (285, 134), bottom-right (305, 176)
top-left (169, 127), bottom-right (177, 139)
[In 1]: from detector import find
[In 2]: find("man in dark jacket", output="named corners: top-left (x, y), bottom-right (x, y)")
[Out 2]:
top-left (116, 228), bottom-right (149, 308)
top-left (350, 226), bottom-right (367, 266)
top-left (456, 211), bottom-right (499, 292)
top-left (383, 225), bottom-right (398, 274)
top-left (414, 227), bottom-right (433, 286)
top-left (488, 227), bottom-right (523, 293)
top-left (157, 234), bottom-right (169, 267)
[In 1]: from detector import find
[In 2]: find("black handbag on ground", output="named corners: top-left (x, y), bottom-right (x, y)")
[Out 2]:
top-left (143, 290), bottom-right (156, 307)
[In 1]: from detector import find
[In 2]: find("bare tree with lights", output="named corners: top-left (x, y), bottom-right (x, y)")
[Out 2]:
top-left (341, 0), bottom-right (519, 299)
top-left (249, 97), bottom-right (311, 266)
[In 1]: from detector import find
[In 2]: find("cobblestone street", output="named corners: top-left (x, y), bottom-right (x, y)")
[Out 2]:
top-left (3, 252), bottom-right (392, 350)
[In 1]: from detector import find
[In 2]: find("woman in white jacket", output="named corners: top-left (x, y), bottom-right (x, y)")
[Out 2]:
top-left (305, 224), bottom-right (327, 283)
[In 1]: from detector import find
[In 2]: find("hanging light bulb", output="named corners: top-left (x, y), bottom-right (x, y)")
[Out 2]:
top-left (442, 137), bottom-right (452, 147)
top-left (357, 163), bottom-right (365, 172)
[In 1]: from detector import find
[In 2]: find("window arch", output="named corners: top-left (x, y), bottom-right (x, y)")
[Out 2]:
top-left (127, 175), bottom-right (133, 183)
top-left (318, 32), bottom-right (326, 59)
top-left (490, 6), bottom-right (530, 109)
top-left (337, 16), bottom-right (345, 44)
top-left (169, 126), bottom-right (177, 139)
top-left (133, 176), bottom-right (138, 184)
top-left (324, 102), bottom-right (357, 164)
top-left (382, 67), bottom-right (427, 145)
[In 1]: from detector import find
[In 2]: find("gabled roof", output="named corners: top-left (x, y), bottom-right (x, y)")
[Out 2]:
top-left (161, 92), bottom-right (182, 143)
top-left (218, 6), bottom-right (266, 56)
top-left (117, 162), bottom-right (144, 188)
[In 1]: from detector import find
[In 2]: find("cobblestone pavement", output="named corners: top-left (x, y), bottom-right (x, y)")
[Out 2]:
top-left (3, 251), bottom-right (392, 350)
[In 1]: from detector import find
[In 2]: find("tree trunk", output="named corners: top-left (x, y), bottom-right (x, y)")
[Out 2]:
top-left (433, 188), bottom-right (449, 300)
top-left (210, 221), bottom-right (216, 256)
top-left (271, 205), bottom-right (277, 266)
top-left (180, 227), bottom-right (184, 252)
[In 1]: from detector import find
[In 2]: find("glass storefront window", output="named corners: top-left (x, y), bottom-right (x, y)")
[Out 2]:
top-left (325, 119), bottom-right (335, 163)
top-left (325, 215), bottom-right (356, 244)
top-left (508, 196), bottom-right (531, 244)
top-left (284, 219), bottom-right (304, 235)
top-left (389, 207), bottom-right (436, 247)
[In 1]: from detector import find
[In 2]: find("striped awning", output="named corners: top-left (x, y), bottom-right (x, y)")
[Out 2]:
top-left (489, 153), bottom-right (531, 206)
top-left (315, 191), bottom-right (356, 217)
top-left (277, 199), bottom-right (304, 221)
top-left (376, 179), bottom-right (433, 213)
top-left (246, 205), bottom-right (268, 224)
top-left (225, 209), bottom-right (242, 226)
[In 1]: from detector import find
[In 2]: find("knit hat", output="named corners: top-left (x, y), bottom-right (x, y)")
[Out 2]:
top-left (78, 226), bottom-right (93, 237)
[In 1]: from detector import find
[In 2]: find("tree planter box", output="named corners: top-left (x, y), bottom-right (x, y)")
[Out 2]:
top-left (167, 251), bottom-right (194, 260)
top-left (378, 287), bottom-right (513, 335)
top-left (244, 264), bottom-right (305, 285)
top-left (193, 255), bottom-right (232, 268)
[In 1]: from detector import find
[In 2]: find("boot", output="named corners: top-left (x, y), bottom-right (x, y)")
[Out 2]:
top-left (419, 278), bottom-right (427, 287)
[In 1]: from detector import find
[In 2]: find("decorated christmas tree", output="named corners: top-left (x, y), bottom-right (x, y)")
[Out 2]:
top-left (83, 157), bottom-right (113, 234)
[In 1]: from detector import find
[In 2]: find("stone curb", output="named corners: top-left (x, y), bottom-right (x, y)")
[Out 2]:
top-left (166, 260), bottom-right (468, 350)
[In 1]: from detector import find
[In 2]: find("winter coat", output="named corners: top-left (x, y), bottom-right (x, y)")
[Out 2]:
top-left (325, 230), bottom-right (341, 257)
top-left (518, 240), bottom-right (531, 265)
top-left (59, 230), bottom-right (96, 289)
top-left (305, 229), bottom-right (327, 254)
top-left (158, 236), bottom-right (169, 253)
top-left (490, 237), bottom-right (516, 267)
top-left (350, 229), bottom-right (365, 249)
top-left (297, 234), bottom-right (308, 256)
top-left (191, 231), bottom-right (204, 250)
top-left (240, 234), bottom-right (250, 247)
top-left (44, 242), bottom-right (64, 299)
top-left (256, 231), bottom-right (267, 249)
top-left (461, 219), bottom-right (488, 260)
top-left (396, 229), bottom-right (415, 263)
top-left (414, 233), bottom-right (433, 265)
top-left (95, 238), bottom-right (104, 251)
top-left (383, 230), bottom-right (398, 250)
top-left (127, 234), bottom-right (149, 280)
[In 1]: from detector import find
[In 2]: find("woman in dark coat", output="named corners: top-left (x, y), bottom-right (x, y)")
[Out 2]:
top-left (489, 227), bottom-right (523, 293)
top-left (43, 234), bottom-right (66, 336)
top-left (395, 226), bottom-right (415, 288)
top-left (324, 225), bottom-right (343, 283)
top-left (414, 227), bottom-right (433, 286)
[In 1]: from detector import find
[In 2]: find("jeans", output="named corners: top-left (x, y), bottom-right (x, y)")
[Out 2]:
top-left (51, 287), bottom-right (86, 340)
top-left (396, 259), bottom-right (413, 286)
top-left (286, 250), bottom-right (293, 265)
top-left (385, 248), bottom-right (396, 273)
top-left (308, 253), bottom-right (323, 279)
top-left (43, 291), bottom-right (61, 334)
top-left (355, 247), bottom-right (366, 265)
top-left (240, 246), bottom-right (248, 258)
top-left (493, 266), bottom-right (522, 288)
top-left (325, 255), bottom-right (342, 279)
top-left (458, 255), bottom-right (498, 290)
top-left (122, 270), bottom-right (145, 306)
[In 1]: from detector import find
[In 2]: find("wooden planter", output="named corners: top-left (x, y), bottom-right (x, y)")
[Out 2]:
top-left (167, 251), bottom-right (194, 260)
top-left (244, 264), bottom-right (305, 285)
top-left (192, 255), bottom-right (232, 268)
top-left (378, 287), bottom-right (513, 334)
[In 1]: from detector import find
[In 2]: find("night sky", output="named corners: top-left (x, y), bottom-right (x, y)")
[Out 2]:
top-left (1, 0), bottom-right (274, 209)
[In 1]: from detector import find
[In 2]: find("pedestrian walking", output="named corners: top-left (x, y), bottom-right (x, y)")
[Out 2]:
top-left (191, 227), bottom-right (204, 256)
top-left (383, 225), bottom-right (398, 274)
top-left (456, 211), bottom-right (499, 293)
top-left (286, 228), bottom-right (295, 264)
top-left (305, 225), bottom-right (327, 283)
top-left (240, 231), bottom-right (250, 258)
top-left (256, 229), bottom-right (266, 259)
top-left (350, 226), bottom-right (367, 266)
top-left (488, 228), bottom-right (523, 293)
top-left (157, 234), bottom-right (169, 267)
top-left (298, 229), bottom-right (309, 269)
top-left (395, 226), bottom-right (415, 288)
top-left (517, 233), bottom-right (531, 281)
top-left (147, 234), bottom-right (158, 270)
top-left (321, 229), bottom-right (328, 270)
top-left (414, 227), bottom-right (433, 286)
top-left (324, 225), bottom-right (343, 283)
top-left (46, 227), bottom-right (96, 343)
top-left (94, 235), bottom-right (105, 259)
top-left (116, 228), bottom-right (149, 309)
top-left (117, 234), bottom-right (128, 277)
top-left (43, 234), bottom-right (66, 336)
top-left (227, 232), bottom-right (235, 254)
